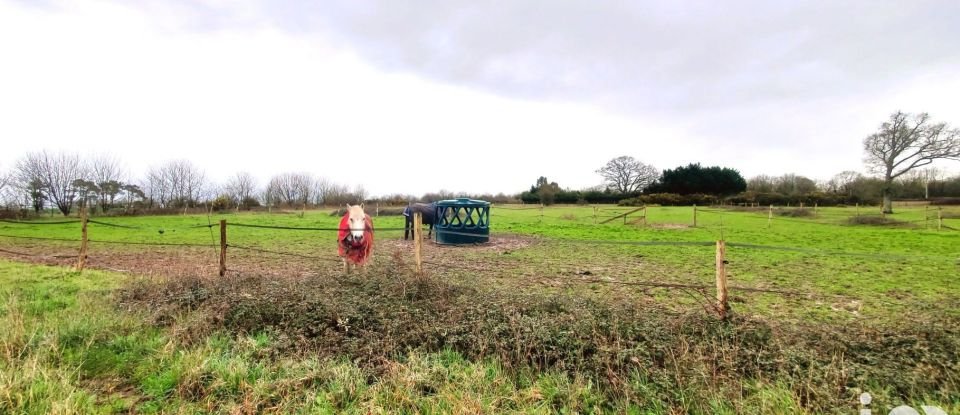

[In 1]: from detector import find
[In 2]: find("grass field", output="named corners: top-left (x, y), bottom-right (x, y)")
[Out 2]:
top-left (0, 204), bottom-right (958, 413)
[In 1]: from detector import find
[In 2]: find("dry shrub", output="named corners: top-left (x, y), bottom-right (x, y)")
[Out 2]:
top-left (117, 260), bottom-right (960, 412)
top-left (846, 216), bottom-right (912, 227)
top-left (777, 208), bottom-right (814, 218)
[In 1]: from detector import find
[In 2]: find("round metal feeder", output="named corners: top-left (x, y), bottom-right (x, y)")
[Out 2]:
top-left (435, 198), bottom-right (490, 244)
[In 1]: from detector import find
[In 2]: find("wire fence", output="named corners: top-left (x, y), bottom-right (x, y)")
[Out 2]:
top-left (0, 206), bottom-right (956, 320)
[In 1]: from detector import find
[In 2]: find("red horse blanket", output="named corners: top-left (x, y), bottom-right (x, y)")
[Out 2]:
top-left (338, 213), bottom-right (374, 265)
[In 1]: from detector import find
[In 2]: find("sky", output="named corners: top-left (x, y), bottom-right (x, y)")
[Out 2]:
top-left (2, 0), bottom-right (959, 197)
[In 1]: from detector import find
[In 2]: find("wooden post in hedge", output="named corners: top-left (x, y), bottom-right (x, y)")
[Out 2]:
top-left (767, 205), bottom-right (773, 229)
top-left (76, 208), bottom-right (89, 272)
top-left (693, 204), bottom-right (698, 227)
top-left (219, 220), bottom-right (227, 277)
top-left (414, 212), bottom-right (423, 275)
top-left (715, 240), bottom-right (729, 320)
top-left (642, 205), bottom-right (648, 226)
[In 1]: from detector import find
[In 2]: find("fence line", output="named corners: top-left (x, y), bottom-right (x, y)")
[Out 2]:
top-left (229, 222), bottom-right (408, 232)
top-left (0, 219), bottom-right (80, 225)
top-left (228, 243), bottom-right (341, 263)
top-left (87, 239), bottom-right (214, 248)
top-left (86, 219), bottom-right (144, 229)
top-left (1, 210), bottom-right (955, 320)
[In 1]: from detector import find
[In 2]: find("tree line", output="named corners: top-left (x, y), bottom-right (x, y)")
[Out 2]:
top-left (0, 152), bottom-right (372, 217)
top-left (1, 112), bottom-right (957, 216)
top-left (522, 111), bottom-right (959, 211)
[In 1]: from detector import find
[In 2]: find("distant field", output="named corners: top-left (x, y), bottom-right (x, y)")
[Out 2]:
top-left (0, 205), bottom-right (958, 413)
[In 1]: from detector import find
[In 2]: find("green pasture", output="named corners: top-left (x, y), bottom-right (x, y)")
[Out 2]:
top-left (1, 204), bottom-right (957, 322)
top-left (1, 205), bottom-right (959, 413)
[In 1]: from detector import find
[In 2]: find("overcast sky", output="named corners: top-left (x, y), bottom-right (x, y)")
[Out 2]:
top-left (2, 0), bottom-right (959, 196)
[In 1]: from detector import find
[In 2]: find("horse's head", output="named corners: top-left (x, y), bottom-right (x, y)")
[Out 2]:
top-left (345, 204), bottom-right (367, 242)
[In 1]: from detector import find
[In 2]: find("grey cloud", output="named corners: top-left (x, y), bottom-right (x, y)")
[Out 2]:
top-left (22, 0), bottom-right (960, 114)
top-left (115, 0), bottom-right (960, 114)
top-left (271, 1), bottom-right (960, 112)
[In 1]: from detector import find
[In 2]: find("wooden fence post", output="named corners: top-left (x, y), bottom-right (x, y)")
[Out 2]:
top-left (540, 205), bottom-right (544, 223)
top-left (814, 203), bottom-right (818, 217)
top-left (624, 209), bottom-right (628, 225)
top-left (715, 240), bottom-right (728, 320)
top-left (593, 207), bottom-right (598, 225)
top-left (642, 205), bottom-right (647, 226)
top-left (767, 205), bottom-right (773, 229)
top-left (76, 208), bottom-right (89, 272)
top-left (856, 203), bottom-right (860, 217)
top-left (939, 207), bottom-right (943, 231)
top-left (693, 204), bottom-right (697, 227)
top-left (219, 219), bottom-right (227, 277)
top-left (414, 212), bottom-right (423, 275)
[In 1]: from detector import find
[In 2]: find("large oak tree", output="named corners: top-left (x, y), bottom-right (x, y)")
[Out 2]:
top-left (863, 111), bottom-right (959, 213)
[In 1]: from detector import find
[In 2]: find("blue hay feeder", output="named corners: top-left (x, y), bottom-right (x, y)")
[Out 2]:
top-left (435, 198), bottom-right (490, 244)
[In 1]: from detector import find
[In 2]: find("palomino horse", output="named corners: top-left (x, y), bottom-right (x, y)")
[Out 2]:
top-left (337, 204), bottom-right (374, 273)
top-left (403, 202), bottom-right (437, 240)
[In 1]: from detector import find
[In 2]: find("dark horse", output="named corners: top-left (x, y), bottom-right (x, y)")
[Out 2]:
top-left (403, 202), bottom-right (437, 240)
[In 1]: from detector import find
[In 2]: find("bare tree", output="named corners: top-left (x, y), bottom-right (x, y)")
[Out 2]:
top-left (225, 172), bottom-right (258, 209)
top-left (312, 177), bottom-right (332, 206)
top-left (143, 167), bottom-right (167, 208)
top-left (773, 174), bottom-right (818, 195)
top-left (827, 171), bottom-right (863, 196)
top-left (747, 175), bottom-right (776, 193)
top-left (143, 160), bottom-right (207, 208)
top-left (596, 156), bottom-right (659, 193)
top-left (89, 154), bottom-right (125, 212)
top-left (864, 111), bottom-right (960, 213)
top-left (266, 172), bottom-right (315, 207)
top-left (0, 166), bottom-right (9, 193)
top-left (353, 184), bottom-right (368, 204)
top-left (323, 183), bottom-right (353, 206)
top-left (15, 151), bottom-right (87, 216)
top-left (0, 164), bottom-right (21, 209)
